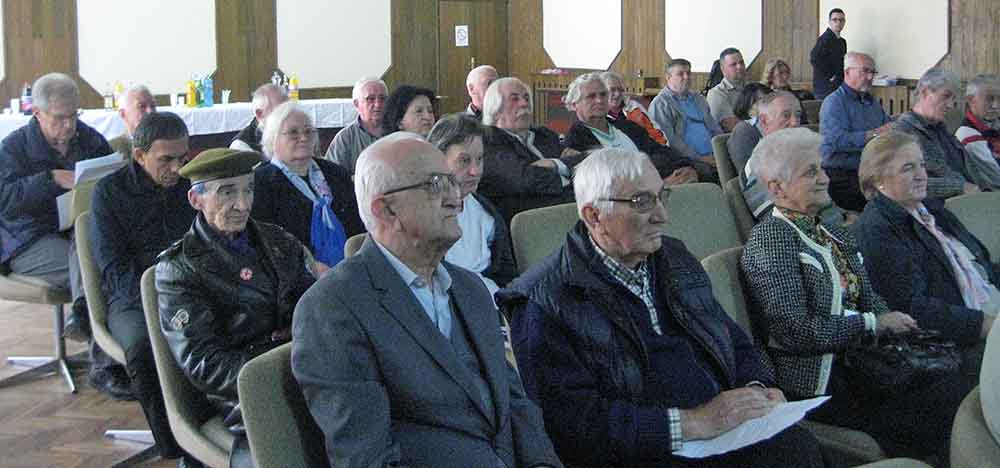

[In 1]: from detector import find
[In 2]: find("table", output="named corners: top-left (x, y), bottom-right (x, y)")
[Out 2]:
top-left (0, 98), bottom-right (358, 142)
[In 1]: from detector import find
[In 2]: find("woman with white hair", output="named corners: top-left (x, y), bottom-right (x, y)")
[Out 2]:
top-left (600, 71), bottom-right (669, 146)
top-left (741, 127), bottom-right (967, 461)
top-left (894, 69), bottom-right (1000, 196)
top-left (252, 101), bottom-right (365, 273)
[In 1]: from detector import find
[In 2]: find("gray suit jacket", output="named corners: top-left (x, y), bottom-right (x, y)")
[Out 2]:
top-left (292, 236), bottom-right (562, 468)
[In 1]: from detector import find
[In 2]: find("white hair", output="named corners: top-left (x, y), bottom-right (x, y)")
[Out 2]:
top-left (966, 74), bottom-right (999, 97)
top-left (251, 83), bottom-right (286, 112)
top-left (32, 73), bottom-right (79, 111)
top-left (353, 132), bottom-right (424, 230)
top-left (757, 90), bottom-right (797, 117)
top-left (563, 72), bottom-right (606, 110)
top-left (466, 65), bottom-right (498, 86)
top-left (843, 51), bottom-right (872, 71)
top-left (750, 127), bottom-right (823, 187)
top-left (118, 84), bottom-right (152, 109)
top-left (915, 69), bottom-right (958, 97)
top-left (260, 101), bottom-right (315, 158)
top-left (482, 77), bottom-right (532, 127)
top-left (352, 76), bottom-right (387, 101)
top-left (573, 148), bottom-right (652, 217)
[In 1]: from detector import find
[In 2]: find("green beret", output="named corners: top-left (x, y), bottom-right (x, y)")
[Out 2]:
top-left (180, 148), bottom-right (262, 185)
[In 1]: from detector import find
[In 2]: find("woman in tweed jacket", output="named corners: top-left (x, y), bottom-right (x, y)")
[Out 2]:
top-left (740, 127), bottom-right (964, 460)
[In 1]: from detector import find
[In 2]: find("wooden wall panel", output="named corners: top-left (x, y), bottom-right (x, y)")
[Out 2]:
top-left (215, 0), bottom-right (278, 103)
top-left (610, 0), bottom-right (666, 80)
top-left (935, 0), bottom-right (1000, 81)
top-left (749, 0), bottom-right (819, 84)
top-left (385, 0), bottom-right (439, 91)
top-left (507, 0), bottom-right (553, 82)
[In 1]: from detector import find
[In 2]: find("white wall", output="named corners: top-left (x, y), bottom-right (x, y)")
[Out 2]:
top-left (664, 0), bottom-right (762, 73)
top-left (276, 0), bottom-right (391, 88)
top-left (818, 1), bottom-right (948, 79)
top-left (542, 0), bottom-right (622, 70)
top-left (77, 0), bottom-right (216, 94)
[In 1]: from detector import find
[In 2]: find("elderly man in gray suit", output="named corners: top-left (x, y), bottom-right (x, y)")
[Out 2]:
top-left (292, 132), bottom-right (563, 468)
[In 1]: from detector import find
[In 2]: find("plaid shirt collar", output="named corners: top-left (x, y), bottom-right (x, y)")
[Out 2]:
top-left (589, 236), bottom-right (651, 291)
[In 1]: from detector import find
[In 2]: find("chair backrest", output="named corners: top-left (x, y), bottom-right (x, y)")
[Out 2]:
top-left (238, 343), bottom-right (330, 468)
top-left (699, 246), bottom-right (753, 339)
top-left (75, 211), bottom-right (126, 363)
top-left (510, 202), bottom-right (578, 274)
top-left (663, 183), bottom-right (743, 260)
top-left (944, 191), bottom-right (1000, 262)
top-left (344, 232), bottom-right (366, 258)
top-left (712, 133), bottom-right (737, 184)
top-left (0, 272), bottom-right (70, 304)
top-left (140, 266), bottom-right (233, 468)
top-left (723, 177), bottom-right (755, 243)
top-left (951, 387), bottom-right (1000, 468)
top-left (802, 100), bottom-right (822, 125)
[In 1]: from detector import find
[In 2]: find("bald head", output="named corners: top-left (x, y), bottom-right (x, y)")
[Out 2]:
top-left (119, 85), bottom-right (156, 135)
top-left (466, 65), bottom-right (499, 110)
top-left (252, 83), bottom-right (289, 124)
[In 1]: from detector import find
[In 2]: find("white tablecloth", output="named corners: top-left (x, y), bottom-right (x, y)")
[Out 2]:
top-left (0, 98), bottom-right (357, 141)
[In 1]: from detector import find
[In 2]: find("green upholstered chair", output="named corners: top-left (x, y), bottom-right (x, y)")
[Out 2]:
top-left (802, 100), bottom-right (822, 125)
top-left (662, 182), bottom-right (742, 260)
top-left (76, 211), bottom-right (159, 465)
top-left (945, 191), bottom-right (1000, 263)
top-left (238, 343), bottom-right (329, 468)
top-left (509, 202), bottom-right (578, 274)
top-left (701, 246), bottom-right (887, 466)
top-left (141, 267), bottom-right (234, 468)
top-left (951, 387), bottom-right (1000, 468)
top-left (712, 133), bottom-right (737, 184)
top-left (723, 177), bottom-right (755, 243)
top-left (344, 233), bottom-right (367, 258)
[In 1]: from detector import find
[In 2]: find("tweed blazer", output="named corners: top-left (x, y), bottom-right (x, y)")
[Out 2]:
top-left (742, 208), bottom-right (887, 397)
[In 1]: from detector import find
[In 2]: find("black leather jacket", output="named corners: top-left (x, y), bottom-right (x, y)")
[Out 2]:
top-left (155, 215), bottom-right (315, 427)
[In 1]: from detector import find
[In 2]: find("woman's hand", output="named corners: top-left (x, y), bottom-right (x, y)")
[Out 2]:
top-left (876, 311), bottom-right (920, 335)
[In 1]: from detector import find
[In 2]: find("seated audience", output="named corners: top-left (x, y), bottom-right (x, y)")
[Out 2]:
top-left (895, 69), bottom-right (1000, 196)
top-left (707, 47), bottom-right (748, 132)
top-left (648, 58), bottom-right (724, 163)
top-left (741, 127), bottom-right (966, 461)
top-left (156, 148), bottom-right (316, 468)
top-left (479, 77), bottom-right (577, 223)
top-left (502, 147), bottom-right (824, 468)
top-left (819, 51), bottom-right (892, 212)
top-left (729, 87), bottom-right (776, 181)
top-left (956, 74), bottom-right (1000, 167)
top-left (230, 83), bottom-right (288, 154)
top-left (0, 72), bottom-right (113, 340)
top-left (428, 113), bottom-right (515, 294)
top-left (90, 112), bottom-right (195, 464)
top-left (854, 131), bottom-right (998, 375)
top-left (292, 133), bottom-right (562, 468)
top-left (381, 85), bottom-right (437, 137)
top-left (252, 102), bottom-right (365, 274)
top-left (762, 57), bottom-right (814, 102)
top-left (733, 82), bottom-right (772, 123)
top-left (984, 316), bottom-right (1000, 443)
top-left (602, 70), bottom-right (669, 146)
top-left (465, 64), bottom-right (498, 119)
top-left (108, 84), bottom-right (156, 156)
top-left (324, 76), bottom-right (387, 175)
top-left (562, 72), bottom-right (704, 182)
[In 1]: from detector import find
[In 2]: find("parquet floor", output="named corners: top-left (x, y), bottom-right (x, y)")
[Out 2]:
top-left (0, 299), bottom-right (174, 468)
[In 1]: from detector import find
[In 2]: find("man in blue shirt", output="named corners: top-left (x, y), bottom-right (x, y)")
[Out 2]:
top-left (819, 52), bottom-right (893, 211)
top-left (648, 58), bottom-right (723, 166)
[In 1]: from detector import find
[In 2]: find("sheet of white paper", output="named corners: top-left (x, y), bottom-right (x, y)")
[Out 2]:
top-left (56, 191), bottom-right (73, 231)
top-left (674, 396), bottom-right (830, 458)
top-left (74, 152), bottom-right (124, 184)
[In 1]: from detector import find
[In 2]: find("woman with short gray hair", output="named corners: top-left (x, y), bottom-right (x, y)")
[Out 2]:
top-left (742, 126), bottom-right (966, 461)
top-left (894, 69), bottom-right (1000, 197)
top-left (427, 113), bottom-right (516, 291)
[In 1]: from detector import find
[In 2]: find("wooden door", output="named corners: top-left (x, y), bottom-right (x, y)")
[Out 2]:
top-left (437, 0), bottom-right (508, 115)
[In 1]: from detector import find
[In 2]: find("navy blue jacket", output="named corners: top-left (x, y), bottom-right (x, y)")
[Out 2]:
top-left (0, 117), bottom-right (112, 262)
top-left (90, 160), bottom-right (195, 317)
top-left (853, 193), bottom-right (993, 344)
top-left (499, 221), bottom-right (772, 466)
top-left (810, 28), bottom-right (847, 99)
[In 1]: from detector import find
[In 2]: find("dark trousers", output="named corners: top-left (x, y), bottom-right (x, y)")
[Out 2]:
top-left (806, 365), bottom-right (971, 462)
top-left (668, 424), bottom-right (826, 468)
top-left (825, 168), bottom-right (868, 212)
top-left (108, 304), bottom-right (182, 458)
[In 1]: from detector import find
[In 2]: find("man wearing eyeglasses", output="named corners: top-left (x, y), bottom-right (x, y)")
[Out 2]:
top-left (230, 83), bottom-right (288, 154)
top-left (811, 8), bottom-right (848, 100)
top-left (0, 72), bottom-right (113, 340)
top-left (293, 133), bottom-right (564, 468)
top-left (500, 148), bottom-right (825, 468)
top-left (156, 148), bottom-right (316, 468)
top-left (324, 76), bottom-right (388, 175)
top-left (819, 51), bottom-right (893, 212)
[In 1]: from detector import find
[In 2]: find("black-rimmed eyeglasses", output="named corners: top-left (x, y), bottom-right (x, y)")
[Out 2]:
top-left (382, 173), bottom-right (459, 197)
top-left (601, 187), bottom-right (671, 212)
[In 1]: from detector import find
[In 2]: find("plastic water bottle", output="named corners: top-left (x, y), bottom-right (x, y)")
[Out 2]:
top-left (288, 74), bottom-right (299, 101)
top-left (202, 76), bottom-right (214, 107)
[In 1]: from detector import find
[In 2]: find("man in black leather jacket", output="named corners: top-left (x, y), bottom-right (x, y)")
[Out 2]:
top-left (155, 148), bottom-right (315, 468)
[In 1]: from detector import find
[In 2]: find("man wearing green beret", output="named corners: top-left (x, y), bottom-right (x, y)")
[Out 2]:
top-left (155, 147), bottom-right (316, 468)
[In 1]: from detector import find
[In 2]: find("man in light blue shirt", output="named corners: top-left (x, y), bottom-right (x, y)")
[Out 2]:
top-left (648, 58), bottom-right (723, 166)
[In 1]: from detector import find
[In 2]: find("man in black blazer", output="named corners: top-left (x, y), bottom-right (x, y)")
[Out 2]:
top-left (292, 133), bottom-right (563, 468)
top-left (810, 8), bottom-right (848, 100)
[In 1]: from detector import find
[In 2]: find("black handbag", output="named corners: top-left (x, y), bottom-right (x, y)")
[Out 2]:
top-left (842, 330), bottom-right (962, 396)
